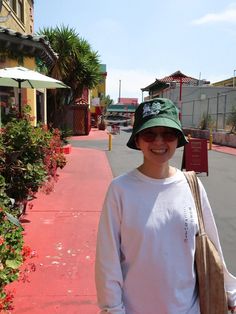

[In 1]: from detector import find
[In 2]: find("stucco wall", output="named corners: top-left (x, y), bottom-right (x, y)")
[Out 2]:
top-left (2, 0), bottom-right (34, 34)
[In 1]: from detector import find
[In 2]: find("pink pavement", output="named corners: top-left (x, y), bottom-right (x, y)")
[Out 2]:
top-left (212, 143), bottom-right (236, 156)
top-left (70, 128), bottom-right (110, 141)
top-left (9, 129), bottom-right (113, 314)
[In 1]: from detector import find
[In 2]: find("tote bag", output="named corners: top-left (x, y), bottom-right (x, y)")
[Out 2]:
top-left (184, 171), bottom-right (228, 314)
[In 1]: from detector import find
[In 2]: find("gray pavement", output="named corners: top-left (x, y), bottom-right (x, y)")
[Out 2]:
top-left (71, 127), bottom-right (236, 274)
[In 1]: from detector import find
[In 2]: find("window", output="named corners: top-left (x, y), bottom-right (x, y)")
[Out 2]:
top-left (9, 0), bottom-right (24, 23)
top-left (9, 0), bottom-right (17, 12)
top-left (17, 0), bottom-right (24, 22)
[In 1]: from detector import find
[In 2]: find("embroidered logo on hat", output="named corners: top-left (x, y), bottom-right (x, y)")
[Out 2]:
top-left (143, 101), bottom-right (162, 118)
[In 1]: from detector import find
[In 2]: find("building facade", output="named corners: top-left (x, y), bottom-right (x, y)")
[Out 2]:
top-left (89, 64), bottom-right (107, 124)
top-left (0, 0), bottom-right (34, 33)
top-left (0, 0), bottom-right (57, 125)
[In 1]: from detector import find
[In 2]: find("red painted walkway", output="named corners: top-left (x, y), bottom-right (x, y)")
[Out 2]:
top-left (212, 143), bottom-right (236, 156)
top-left (10, 129), bottom-right (113, 314)
top-left (70, 128), bottom-right (110, 141)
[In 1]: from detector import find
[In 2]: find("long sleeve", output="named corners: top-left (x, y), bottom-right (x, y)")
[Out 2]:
top-left (199, 180), bottom-right (236, 307)
top-left (95, 183), bottom-right (126, 314)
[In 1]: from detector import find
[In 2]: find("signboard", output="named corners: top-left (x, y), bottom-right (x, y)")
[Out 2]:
top-left (181, 138), bottom-right (208, 175)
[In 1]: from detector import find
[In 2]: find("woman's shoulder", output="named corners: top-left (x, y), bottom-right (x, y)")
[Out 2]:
top-left (111, 169), bottom-right (137, 186)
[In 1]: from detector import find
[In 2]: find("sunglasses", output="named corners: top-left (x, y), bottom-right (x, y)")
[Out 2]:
top-left (138, 129), bottom-right (179, 142)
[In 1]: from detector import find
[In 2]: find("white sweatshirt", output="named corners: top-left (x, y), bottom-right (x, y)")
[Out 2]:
top-left (95, 169), bottom-right (236, 314)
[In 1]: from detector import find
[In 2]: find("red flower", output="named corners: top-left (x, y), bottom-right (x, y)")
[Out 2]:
top-left (22, 245), bottom-right (32, 260)
top-left (0, 236), bottom-right (5, 245)
top-left (22, 245), bottom-right (38, 260)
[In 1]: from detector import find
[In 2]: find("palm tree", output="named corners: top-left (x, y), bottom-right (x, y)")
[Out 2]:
top-left (37, 25), bottom-right (102, 126)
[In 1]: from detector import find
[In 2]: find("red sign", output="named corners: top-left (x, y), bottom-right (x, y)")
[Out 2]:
top-left (181, 138), bottom-right (208, 175)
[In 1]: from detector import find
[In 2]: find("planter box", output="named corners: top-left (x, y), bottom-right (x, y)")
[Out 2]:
top-left (55, 144), bottom-right (72, 154)
top-left (98, 123), bottom-right (106, 130)
top-left (183, 128), bottom-right (236, 148)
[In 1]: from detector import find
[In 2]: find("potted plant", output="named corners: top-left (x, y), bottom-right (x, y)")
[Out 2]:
top-left (97, 115), bottom-right (106, 130)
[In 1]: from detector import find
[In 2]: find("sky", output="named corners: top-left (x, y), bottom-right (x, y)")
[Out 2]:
top-left (34, 1), bottom-right (236, 103)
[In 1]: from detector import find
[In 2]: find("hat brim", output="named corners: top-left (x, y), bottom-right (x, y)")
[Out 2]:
top-left (127, 117), bottom-right (188, 149)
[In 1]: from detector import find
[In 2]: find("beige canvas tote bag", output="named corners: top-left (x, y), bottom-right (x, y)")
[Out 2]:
top-left (184, 171), bottom-right (228, 314)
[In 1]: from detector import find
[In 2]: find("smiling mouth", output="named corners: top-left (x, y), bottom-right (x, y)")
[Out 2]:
top-left (151, 149), bottom-right (167, 154)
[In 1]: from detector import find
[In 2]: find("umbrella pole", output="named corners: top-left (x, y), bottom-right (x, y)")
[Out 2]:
top-left (18, 81), bottom-right (22, 114)
top-left (0, 101), bottom-right (1, 129)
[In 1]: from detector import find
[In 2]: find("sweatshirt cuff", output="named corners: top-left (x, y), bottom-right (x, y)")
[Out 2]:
top-left (227, 290), bottom-right (236, 307)
top-left (99, 302), bottom-right (126, 314)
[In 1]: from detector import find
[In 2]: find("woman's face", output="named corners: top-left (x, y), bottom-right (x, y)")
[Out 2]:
top-left (135, 126), bottom-right (179, 167)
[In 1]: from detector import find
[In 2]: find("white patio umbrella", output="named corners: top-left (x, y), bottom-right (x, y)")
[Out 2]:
top-left (0, 66), bottom-right (69, 113)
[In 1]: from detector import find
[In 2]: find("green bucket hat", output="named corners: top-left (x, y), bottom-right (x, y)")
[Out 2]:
top-left (127, 98), bottom-right (188, 150)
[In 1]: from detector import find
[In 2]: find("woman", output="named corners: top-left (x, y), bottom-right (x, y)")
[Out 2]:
top-left (95, 98), bottom-right (236, 313)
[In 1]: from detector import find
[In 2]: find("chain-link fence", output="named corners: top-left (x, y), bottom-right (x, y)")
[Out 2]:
top-left (181, 92), bottom-right (236, 131)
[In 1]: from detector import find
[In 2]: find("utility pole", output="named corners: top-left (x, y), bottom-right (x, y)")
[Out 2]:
top-left (216, 92), bottom-right (220, 131)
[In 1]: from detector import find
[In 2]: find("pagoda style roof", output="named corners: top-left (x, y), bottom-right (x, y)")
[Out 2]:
top-left (141, 79), bottom-right (169, 92)
top-left (159, 70), bottom-right (199, 84)
top-left (141, 71), bottom-right (201, 94)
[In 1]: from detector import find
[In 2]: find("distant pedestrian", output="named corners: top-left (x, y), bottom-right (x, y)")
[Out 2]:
top-left (95, 98), bottom-right (236, 313)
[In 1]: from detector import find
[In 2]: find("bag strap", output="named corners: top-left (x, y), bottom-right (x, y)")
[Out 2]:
top-left (184, 171), bottom-right (205, 236)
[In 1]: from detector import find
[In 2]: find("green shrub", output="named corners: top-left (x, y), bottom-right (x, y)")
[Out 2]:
top-left (200, 113), bottom-right (214, 130)
top-left (227, 106), bottom-right (236, 133)
top-left (0, 175), bottom-right (24, 312)
top-left (0, 107), bottom-right (66, 215)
